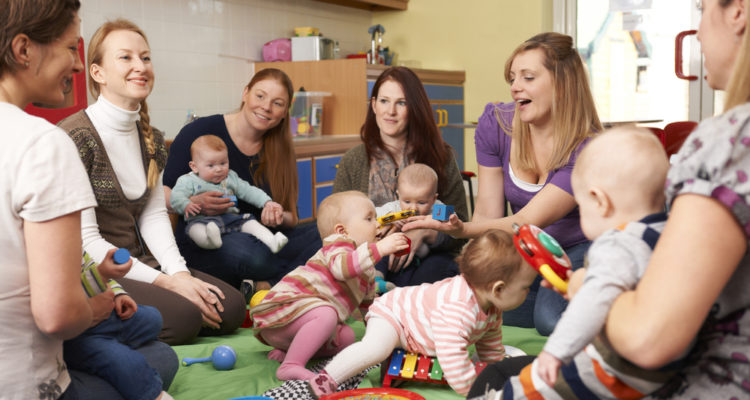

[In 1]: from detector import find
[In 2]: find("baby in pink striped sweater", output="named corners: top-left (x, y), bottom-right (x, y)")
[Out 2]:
top-left (306, 229), bottom-right (538, 397)
top-left (250, 190), bottom-right (410, 381)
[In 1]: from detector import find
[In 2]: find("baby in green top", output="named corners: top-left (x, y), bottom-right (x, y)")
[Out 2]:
top-left (170, 134), bottom-right (287, 253)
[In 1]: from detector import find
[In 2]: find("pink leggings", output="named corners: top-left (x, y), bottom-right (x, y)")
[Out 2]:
top-left (259, 305), bottom-right (355, 380)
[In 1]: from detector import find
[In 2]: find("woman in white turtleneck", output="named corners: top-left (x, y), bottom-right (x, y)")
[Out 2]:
top-left (59, 19), bottom-right (244, 345)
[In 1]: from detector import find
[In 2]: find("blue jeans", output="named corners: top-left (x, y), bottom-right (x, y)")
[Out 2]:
top-left (177, 221), bottom-right (322, 288)
top-left (375, 251), bottom-right (459, 287)
top-left (501, 240), bottom-right (591, 336)
top-left (62, 305), bottom-right (165, 400)
top-left (62, 340), bottom-right (177, 400)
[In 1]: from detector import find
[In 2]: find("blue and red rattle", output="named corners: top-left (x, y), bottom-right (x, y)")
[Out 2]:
top-left (511, 223), bottom-right (571, 293)
top-left (181, 345), bottom-right (237, 370)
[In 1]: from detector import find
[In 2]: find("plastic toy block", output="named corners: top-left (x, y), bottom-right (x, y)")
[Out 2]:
top-left (415, 356), bottom-right (431, 379)
top-left (401, 353), bottom-right (418, 378)
top-left (222, 195), bottom-right (237, 204)
top-left (429, 358), bottom-right (444, 380)
top-left (113, 248), bottom-right (130, 264)
top-left (387, 349), bottom-right (405, 377)
top-left (431, 204), bottom-right (454, 222)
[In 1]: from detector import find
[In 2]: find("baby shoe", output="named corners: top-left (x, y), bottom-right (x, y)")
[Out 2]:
top-left (307, 370), bottom-right (337, 398)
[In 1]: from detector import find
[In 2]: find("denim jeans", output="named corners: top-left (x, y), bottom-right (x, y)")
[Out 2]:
top-left (374, 251), bottom-right (460, 287)
top-left (178, 221), bottom-right (322, 288)
top-left (62, 305), bottom-right (166, 400)
top-left (501, 240), bottom-right (591, 336)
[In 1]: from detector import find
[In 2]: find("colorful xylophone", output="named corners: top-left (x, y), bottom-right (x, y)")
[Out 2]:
top-left (382, 349), bottom-right (487, 388)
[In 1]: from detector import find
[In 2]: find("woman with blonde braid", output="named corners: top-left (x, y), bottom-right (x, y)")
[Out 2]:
top-left (59, 19), bottom-right (244, 345)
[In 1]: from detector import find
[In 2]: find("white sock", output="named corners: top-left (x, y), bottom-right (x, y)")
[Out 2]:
top-left (242, 220), bottom-right (286, 253)
top-left (205, 222), bottom-right (222, 249)
top-left (273, 231), bottom-right (289, 252)
top-left (187, 224), bottom-right (214, 249)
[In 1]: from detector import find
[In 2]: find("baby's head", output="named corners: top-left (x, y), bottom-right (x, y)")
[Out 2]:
top-left (189, 135), bottom-right (230, 184)
top-left (397, 163), bottom-right (439, 216)
top-left (317, 191), bottom-right (379, 245)
top-left (458, 230), bottom-right (537, 312)
top-left (572, 126), bottom-right (669, 240)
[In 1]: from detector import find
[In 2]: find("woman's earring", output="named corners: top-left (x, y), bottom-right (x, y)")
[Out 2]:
top-left (24, 61), bottom-right (29, 67)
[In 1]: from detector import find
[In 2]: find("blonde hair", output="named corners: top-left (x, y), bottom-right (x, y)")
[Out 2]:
top-left (724, 0), bottom-right (750, 110)
top-left (87, 19), bottom-right (159, 189)
top-left (458, 229), bottom-right (523, 291)
top-left (241, 68), bottom-right (298, 219)
top-left (190, 134), bottom-right (227, 160)
top-left (397, 163), bottom-right (438, 194)
top-left (316, 191), bottom-right (370, 238)
top-left (574, 126), bottom-right (668, 212)
top-left (503, 32), bottom-right (602, 173)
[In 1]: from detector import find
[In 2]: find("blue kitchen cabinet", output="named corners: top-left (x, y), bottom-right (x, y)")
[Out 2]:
top-left (295, 154), bottom-right (343, 223)
top-left (296, 158), bottom-right (313, 221)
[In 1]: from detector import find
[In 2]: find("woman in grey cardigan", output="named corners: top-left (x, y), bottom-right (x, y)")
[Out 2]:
top-left (333, 66), bottom-right (468, 287)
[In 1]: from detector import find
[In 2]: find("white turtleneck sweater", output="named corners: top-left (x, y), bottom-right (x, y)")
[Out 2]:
top-left (81, 96), bottom-right (188, 283)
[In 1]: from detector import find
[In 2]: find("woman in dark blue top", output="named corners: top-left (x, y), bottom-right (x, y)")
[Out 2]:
top-left (163, 68), bottom-right (321, 289)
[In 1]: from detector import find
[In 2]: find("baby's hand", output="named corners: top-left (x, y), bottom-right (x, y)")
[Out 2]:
top-left (376, 232), bottom-right (410, 257)
top-left (115, 294), bottom-right (137, 320)
top-left (184, 202), bottom-right (202, 218)
top-left (536, 351), bottom-right (562, 387)
top-left (261, 201), bottom-right (284, 227)
top-left (97, 248), bottom-right (132, 281)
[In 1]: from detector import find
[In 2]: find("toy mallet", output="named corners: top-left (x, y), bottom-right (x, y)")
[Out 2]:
top-left (511, 223), bottom-right (571, 293)
top-left (181, 345), bottom-right (237, 370)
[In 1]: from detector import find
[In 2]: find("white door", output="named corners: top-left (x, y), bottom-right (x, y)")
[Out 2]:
top-left (554, 0), bottom-right (719, 125)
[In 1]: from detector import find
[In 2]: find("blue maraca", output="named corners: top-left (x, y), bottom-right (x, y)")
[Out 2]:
top-left (113, 248), bottom-right (130, 264)
top-left (181, 345), bottom-right (237, 370)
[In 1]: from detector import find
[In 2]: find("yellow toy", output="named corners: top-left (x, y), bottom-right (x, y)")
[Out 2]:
top-left (378, 209), bottom-right (416, 227)
top-left (249, 289), bottom-right (269, 308)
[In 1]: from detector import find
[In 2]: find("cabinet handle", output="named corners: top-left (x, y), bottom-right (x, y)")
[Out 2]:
top-left (437, 109), bottom-right (448, 127)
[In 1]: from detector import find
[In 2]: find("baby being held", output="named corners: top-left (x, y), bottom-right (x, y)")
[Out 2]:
top-left (504, 126), bottom-right (676, 398)
top-left (169, 134), bottom-right (287, 252)
top-left (250, 190), bottom-right (409, 381)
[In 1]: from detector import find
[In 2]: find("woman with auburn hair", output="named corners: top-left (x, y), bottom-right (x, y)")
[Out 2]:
top-left (163, 68), bottom-right (321, 291)
top-left (405, 32), bottom-right (601, 335)
top-left (59, 18), bottom-right (245, 346)
top-left (0, 2), bottom-right (176, 398)
top-left (333, 66), bottom-right (468, 287)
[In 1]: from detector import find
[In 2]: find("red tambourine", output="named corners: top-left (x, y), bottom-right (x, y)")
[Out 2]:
top-left (512, 223), bottom-right (571, 293)
top-left (320, 387), bottom-right (425, 400)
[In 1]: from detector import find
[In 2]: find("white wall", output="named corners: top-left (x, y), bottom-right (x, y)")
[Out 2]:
top-left (79, 0), bottom-right (371, 138)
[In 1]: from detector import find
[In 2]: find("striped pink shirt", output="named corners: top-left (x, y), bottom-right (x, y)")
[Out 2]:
top-left (251, 234), bottom-right (381, 330)
top-left (367, 275), bottom-right (505, 396)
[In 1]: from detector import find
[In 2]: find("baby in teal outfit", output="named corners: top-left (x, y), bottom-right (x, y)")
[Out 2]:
top-left (170, 134), bottom-right (287, 252)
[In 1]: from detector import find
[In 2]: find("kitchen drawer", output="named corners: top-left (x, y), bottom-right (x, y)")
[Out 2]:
top-left (423, 84), bottom-right (463, 101)
top-left (296, 158), bottom-right (313, 221)
top-left (314, 155), bottom-right (341, 183)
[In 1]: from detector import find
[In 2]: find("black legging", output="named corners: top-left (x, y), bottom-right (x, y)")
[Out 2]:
top-left (467, 355), bottom-right (536, 398)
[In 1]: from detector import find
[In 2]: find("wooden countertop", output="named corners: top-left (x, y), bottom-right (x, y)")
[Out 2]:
top-left (293, 134), bottom-right (361, 158)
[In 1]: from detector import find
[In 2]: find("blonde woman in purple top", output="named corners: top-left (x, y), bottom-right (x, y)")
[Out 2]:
top-left (405, 32), bottom-right (601, 336)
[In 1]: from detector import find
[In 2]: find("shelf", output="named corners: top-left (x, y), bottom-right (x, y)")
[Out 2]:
top-left (366, 64), bottom-right (465, 85)
top-left (312, 0), bottom-right (408, 11)
top-left (293, 135), bottom-right (361, 158)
